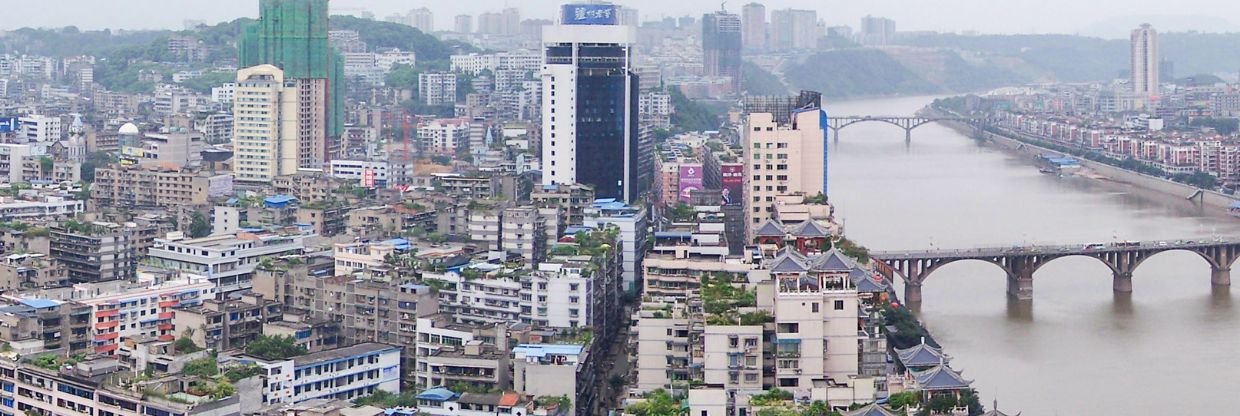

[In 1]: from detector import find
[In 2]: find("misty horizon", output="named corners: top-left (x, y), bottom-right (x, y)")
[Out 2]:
top-left (1, 0), bottom-right (1238, 39)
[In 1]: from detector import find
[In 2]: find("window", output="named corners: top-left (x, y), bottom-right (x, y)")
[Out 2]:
top-left (834, 300), bottom-right (845, 310)
top-left (812, 303), bottom-right (819, 313)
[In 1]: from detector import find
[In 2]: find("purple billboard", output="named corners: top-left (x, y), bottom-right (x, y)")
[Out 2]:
top-left (720, 164), bottom-right (744, 206)
top-left (678, 164), bottom-right (704, 203)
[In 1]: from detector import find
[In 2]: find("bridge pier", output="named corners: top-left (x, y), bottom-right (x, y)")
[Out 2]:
top-left (904, 128), bottom-right (912, 143)
top-left (1006, 274), bottom-right (1033, 300)
top-left (1212, 267), bottom-right (1231, 286)
top-left (1113, 272), bottom-right (1134, 293)
top-left (904, 282), bottom-right (923, 304)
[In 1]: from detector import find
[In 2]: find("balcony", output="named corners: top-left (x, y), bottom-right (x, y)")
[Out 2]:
top-left (95, 321), bottom-right (119, 330)
top-left (94, 332), bottom-right (119, 341)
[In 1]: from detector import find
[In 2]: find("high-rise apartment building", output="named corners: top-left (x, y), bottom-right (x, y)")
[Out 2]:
top-left (454, 14), bottom-right (473, 33)
top-left (859, 15), bottom-right (896, 46)
top-left (408, 7), bottom-right (435, 33)
top-left (703, 10), bottom-right (743, 92)
top-left (1131, 23), bottom-right (1159, 98)
top-left (239, 0), bottom-right (344, 154)
top-left (542, 3), bottom-right (646, 202)
top-left (233, 65), bottom-right (302, 183)
top-left (418, 72), bottom-right (458, 107)
top-left (741, 3), bottom-right (767, 50)
top-left (770, 9), bottom-right (818, 50)
top-left (742, 92), bottom-right (827, 239)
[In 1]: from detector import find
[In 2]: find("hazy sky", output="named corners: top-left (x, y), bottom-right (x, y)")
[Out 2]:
top-left (1, 0), bottom-right (1236, 38)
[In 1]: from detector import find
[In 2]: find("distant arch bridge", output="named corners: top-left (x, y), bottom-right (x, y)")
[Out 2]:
top-left (828, 116), bottom-right (994, 141)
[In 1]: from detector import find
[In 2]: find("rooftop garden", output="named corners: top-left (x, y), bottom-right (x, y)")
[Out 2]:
top-left (27, 353), bottom-right (84, 370)
top-left (244, 335), bottom-right (307, 361)
top-left (353, 390), bottom-right (419, 408)
top-left (624, 389), bottom-right (679, 416)
top-left (701, 274), bottom-right (756, 315)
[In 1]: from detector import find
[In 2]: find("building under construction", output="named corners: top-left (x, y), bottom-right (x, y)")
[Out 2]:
top-left (239, 0), bottom-right (346, 169)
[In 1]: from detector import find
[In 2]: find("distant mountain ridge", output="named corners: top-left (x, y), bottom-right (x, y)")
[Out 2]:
top-left (782, 31), bottom-right (1240, 98)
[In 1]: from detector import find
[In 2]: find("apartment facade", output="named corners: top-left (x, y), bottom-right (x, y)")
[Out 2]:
top-left (92, 165), bottom-right (212, 209)
top-left (147, 231), bottom-right (311, 294)
top-left (50, 222), bottom-right (156, 284)
top-left (743, 93), bottom-right (826, 239)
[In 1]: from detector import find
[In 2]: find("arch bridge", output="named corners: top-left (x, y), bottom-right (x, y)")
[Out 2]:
top-left (828, 116), bottom-right (993, 141)
top-left (871, 239), bottom-right (1240, 303)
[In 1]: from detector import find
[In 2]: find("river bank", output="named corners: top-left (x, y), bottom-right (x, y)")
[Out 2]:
top-left (925, 106), bottom-right (1240, 219)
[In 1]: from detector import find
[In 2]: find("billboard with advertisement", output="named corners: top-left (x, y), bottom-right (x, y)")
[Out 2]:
top-left (362, 168), bottom-right (376, 188)
top-left (678, 164), bottom-right (704, 203)
top-left (720, 163), bottom-right (744, 206)
top-left (0, 117), bottom-right (17, 133)
top-left (561, 4), bottom-right (619, 25)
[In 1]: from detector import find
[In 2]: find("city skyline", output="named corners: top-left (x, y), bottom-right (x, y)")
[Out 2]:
top-left (4, 0), bottom-right (1239, 38)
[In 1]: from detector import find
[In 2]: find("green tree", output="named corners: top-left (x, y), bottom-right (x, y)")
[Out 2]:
top-left (244, 335), bottom-right (307, 360)
top-left (925, 394), bottom-right (959, 414)
top-left (386, 63), bottom-right (419, 90)
top-left (189, 211), bottom-right (211, 238)
top-left (668, 87), bottom-right (725, 132)
top-left (886, 391), bottom-right (918, 410)
top-left (624, 389), bottom-right (679, 416)
top-left (182, 357), bottom-right (219, 377)
top-left (667, 203), bottom-right (696, 222)
top-left (174, 337), bottom-right (202, 353)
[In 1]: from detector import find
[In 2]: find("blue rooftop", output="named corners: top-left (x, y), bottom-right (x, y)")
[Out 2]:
top-left (512, 344), bottom-right (584, 358)
top-left (383, 238), bottom-right (412, 251)
top-left (18, 298), bottom-right (61, 309)
top-left (264, 194), bottom-right (297, 208)
top-left (416, 387), bottom-right (458, 402)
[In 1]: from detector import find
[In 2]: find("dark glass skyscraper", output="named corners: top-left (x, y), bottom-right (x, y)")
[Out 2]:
top-left (541, 4), bottom-right (645, 203)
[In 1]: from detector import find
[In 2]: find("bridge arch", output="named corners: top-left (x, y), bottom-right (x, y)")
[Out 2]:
top-left (1125, 247), bottom-right (1223, 275)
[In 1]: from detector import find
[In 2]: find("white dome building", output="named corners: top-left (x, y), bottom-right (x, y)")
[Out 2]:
top-left (118, 122), bottom-right (139, 136)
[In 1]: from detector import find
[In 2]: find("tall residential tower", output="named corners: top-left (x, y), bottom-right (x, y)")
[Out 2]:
top-left (742, 91), bottom-right (828, 239)
top-left (1131, 23), bottom-right (1159, 98)
top-left (741, 3), bottom-right (767, 51)
top-left (541, 3), bottom-right (647, 203)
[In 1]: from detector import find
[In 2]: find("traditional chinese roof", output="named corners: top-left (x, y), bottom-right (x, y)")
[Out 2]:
top-left (911, 365), bottom-right (972, 391)
top-left (850, 269), bottom-right (889, 292)
top-left (810, 248), bottom-right (854, 272)
top-left (769, 247), bottom-right (809, 273)
top-left (844, 403), bottom-right (902, 416)
top-left (754, 219), bottom-right (787, 237)
top-left (790, 220), bottom-right (831, 238)
top-left (981, 401), bottom-right (1020, 416)
top-left (895, 340), bottom-right (949, 368)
